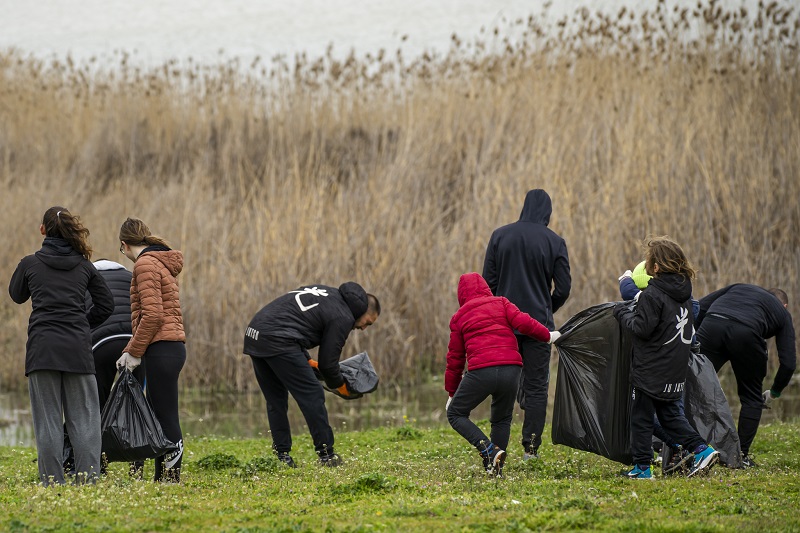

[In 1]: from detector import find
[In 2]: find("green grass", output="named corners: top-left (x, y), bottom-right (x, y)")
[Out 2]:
top-left (1, 421), bottom-right (799, 532)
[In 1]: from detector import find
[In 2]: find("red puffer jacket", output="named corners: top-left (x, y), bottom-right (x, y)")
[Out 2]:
top-left (445, 272), bottom-right (550, 395)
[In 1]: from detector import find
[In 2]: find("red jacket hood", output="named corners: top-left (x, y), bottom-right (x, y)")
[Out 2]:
top-left (457, 273), bottom-right (493, 306)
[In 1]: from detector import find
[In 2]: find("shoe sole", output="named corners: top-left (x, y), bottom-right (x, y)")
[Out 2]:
top-left (492, 450), bottom-right (506, 476)
top-left (688, 450), bottom-right (719, 478)
top-left (663, 453), bottom-right (694, 475)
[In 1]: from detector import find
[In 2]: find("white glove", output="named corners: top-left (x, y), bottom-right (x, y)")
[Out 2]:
top-left (633, 290), bottom-right (642, 303)
top-left (762, 390), bottom-right (776, 409)
top-left (116, 352), bottom-right (141, 371)
top-left (618, 270), bottom-right (633, 281)
top-left (548, 330), bottom-right (561, 344)
top-left (446, 396), bottom-right (452, 411)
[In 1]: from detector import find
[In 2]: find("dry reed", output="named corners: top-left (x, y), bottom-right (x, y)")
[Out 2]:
top-left (1, 0), bottom-right (798, 391)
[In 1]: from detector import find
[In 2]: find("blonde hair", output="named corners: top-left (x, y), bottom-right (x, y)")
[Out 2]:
top-left (643, 236), bottom-right (695, 280)
top-left (118, 217), bottom-right (170, 248)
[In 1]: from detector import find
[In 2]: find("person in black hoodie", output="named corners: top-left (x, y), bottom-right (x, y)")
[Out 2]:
top-left (695, 284), bottom-right (796, 467)
top-left (8, 206), bottom-right (114, 485)
top-left (613, 236), bottom-right (718, 479)
top-left (243, 283), bottom-right (380, 467)
top-left (482, 189), bottom-right (571, 459)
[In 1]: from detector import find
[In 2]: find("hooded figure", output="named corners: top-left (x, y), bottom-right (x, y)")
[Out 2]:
top-left (482, 189), bottom-right (571, 459)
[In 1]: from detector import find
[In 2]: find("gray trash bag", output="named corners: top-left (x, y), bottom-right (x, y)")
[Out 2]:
top-left (684, 351), bottom-right (743, 468)
top-left (320, 351), bottom-right (379, 400)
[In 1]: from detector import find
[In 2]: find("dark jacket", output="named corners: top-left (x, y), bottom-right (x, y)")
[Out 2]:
top-left (445, 273), bottom-right (550, 395)
top-left (614, 273), bottom-right (695, 400)
top-left (696, 284), bottom-right (796, 394)
top-left (9, 237), bottom-right (114, 375)
top-left (620, 276), bottom-right (700, 320)
top-left (482, 189), bottom-right (571, 329)
top-left (243, 282), bottom-right (368, 390)
top-left (86, 260), bottom-right (132, 349)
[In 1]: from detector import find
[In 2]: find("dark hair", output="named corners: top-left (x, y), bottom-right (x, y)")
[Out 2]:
top-left (367, 294), bottom-right (381, 316)
top-left (42, 206), bottom-right (92, 259)
top-left (643, 236), bottom-right (695, 280)
top-left (768, 288), bottom-right (789, 306)
top-left (119, 217), bottom-right (170, 248)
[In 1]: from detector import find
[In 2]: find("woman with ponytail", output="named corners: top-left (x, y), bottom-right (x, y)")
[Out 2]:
top-left (9, 206), bottom-right (114, 486)
top-left (117, 217), bottom-right (186, 483)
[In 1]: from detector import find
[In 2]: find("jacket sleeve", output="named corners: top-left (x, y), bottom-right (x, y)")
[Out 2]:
top-left (505, 299), bottom-right (550, 342)
top-left (317, 316), bottom-right (350, 389)
top-left (771, 315), bottom-right (797, 395)
top-left (619, 277), bottom-right (640, 301)
top-left (125, 258), bottom-right (164, 358)
top-left (8, 259), bottom-right (30, 304)
top-left (444, 317), bottom-right (466, 396)
top-left (551, 239), bottom-right (571, 313)
top-left (615, 291), bottom-right (660, 339)
top-left (86, 267), bottom-right (114, 328)
top-left (696, 285), bottom-right (734, 329)
top-left (482, 234), bottom-right (498, 295)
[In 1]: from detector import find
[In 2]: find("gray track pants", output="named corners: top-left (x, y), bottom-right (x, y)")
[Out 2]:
top-left (28, 370), bottom-right (101, 485)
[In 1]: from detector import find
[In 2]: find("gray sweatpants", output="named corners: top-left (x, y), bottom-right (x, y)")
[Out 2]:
top-left (28, 370), bottom-right (102, 486)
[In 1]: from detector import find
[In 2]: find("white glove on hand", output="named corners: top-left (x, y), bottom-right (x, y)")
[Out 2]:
top-left (762, 389), bottom-right (776, 409)
top-left (618, 270), bottom-right (633, 281)
top-left (548, 330), bottom-right (562, 344)
top-left (116, 352), bottom-right (141, 371)
top-left (446, 396), bottom-right (453, 411)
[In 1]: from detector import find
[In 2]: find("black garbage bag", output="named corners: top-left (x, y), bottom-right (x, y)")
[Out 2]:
top-left (553, 303), bottom-right (744, 467)
top-left (100, 368), bottom-right (176, 462)
top-left (684, 352), bottom-right (743, 467)
top-left (551, 302), bottom-right (634, 464)
top-left (318, 351), bottom-right (380, 400)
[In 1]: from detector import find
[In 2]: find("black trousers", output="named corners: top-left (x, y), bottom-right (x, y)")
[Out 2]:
top-left (447, 365), bottom-right (521, 451)
top-left (698, 316), bottom-right (767, 455)
top-left (251, 351), bottom-right (334, 456)
top-left (143, 341), bottom-right (186, 481)
top-left (630, 388), bottom-right (704, 466)
top-left (518, 337), bottom-right (552, 450)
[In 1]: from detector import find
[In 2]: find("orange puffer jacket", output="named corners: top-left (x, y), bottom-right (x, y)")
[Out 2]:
top-left (124, 249), bottom-right (186, 357)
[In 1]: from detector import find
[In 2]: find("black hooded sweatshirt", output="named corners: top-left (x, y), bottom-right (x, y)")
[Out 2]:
top-left (482, 189), bottom-right (571, 329)
top-left (243, 282), bottom-right (368, 390)
top-left (696, 283), bottom-right (796, 395)
top-left (614, 272), bottom-right (695, 400)
top-left (9, 237), bottom-right (114, 375)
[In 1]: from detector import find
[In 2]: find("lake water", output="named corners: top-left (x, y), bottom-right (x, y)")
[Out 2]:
top-left (2, 365), bottom-right (797, 447)
top-left (0, 0), bottom-right (764, 67)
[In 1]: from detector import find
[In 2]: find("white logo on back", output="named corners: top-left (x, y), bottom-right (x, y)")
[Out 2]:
top-left (289, 287), bottom-right (329, 312)
top-left (664, 307), bottom-right (694, 345)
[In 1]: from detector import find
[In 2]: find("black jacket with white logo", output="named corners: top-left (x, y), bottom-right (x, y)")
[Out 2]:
top-left (243, 282), bottom-right (368, 389)
top-left (614, 273), bottom-right (695, 400)
top-left (482, 189), bottom-right (571, 329)
top-left (9, 238), bottom-right (114, 375)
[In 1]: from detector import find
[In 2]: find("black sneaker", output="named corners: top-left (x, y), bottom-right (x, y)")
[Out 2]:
top-left (742, 454), bottom-right (757, 469)
top-left (318, 453), bottom-right (342, 467)
top-left (276, 451), bottom-right (297, 468)
top-left (489, 448), bottom-right (506, 477)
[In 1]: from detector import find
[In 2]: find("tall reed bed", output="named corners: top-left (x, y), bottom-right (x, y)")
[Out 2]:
top-left (1, 0), bottom-right (797, 390)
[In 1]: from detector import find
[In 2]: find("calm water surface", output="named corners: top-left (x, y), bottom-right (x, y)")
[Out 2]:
top-left (1, 366), bottom-right (797, 447)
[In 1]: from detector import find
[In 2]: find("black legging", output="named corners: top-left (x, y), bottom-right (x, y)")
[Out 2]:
top-left (143, 340), bottom-right (186, 481)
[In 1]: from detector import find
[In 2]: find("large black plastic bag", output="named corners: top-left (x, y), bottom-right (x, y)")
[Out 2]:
top-left (684, 352), bottom-right (743, 467)
top-left (320, 351), bottom-right (380, 400)
top-left (551, 303), bottom-right (634, 464)
top-left (100, 368), bottom-right (176, 462)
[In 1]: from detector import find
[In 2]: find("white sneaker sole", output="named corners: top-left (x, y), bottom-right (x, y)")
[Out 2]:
top-left (688, 450), bottom-right (719, 477)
